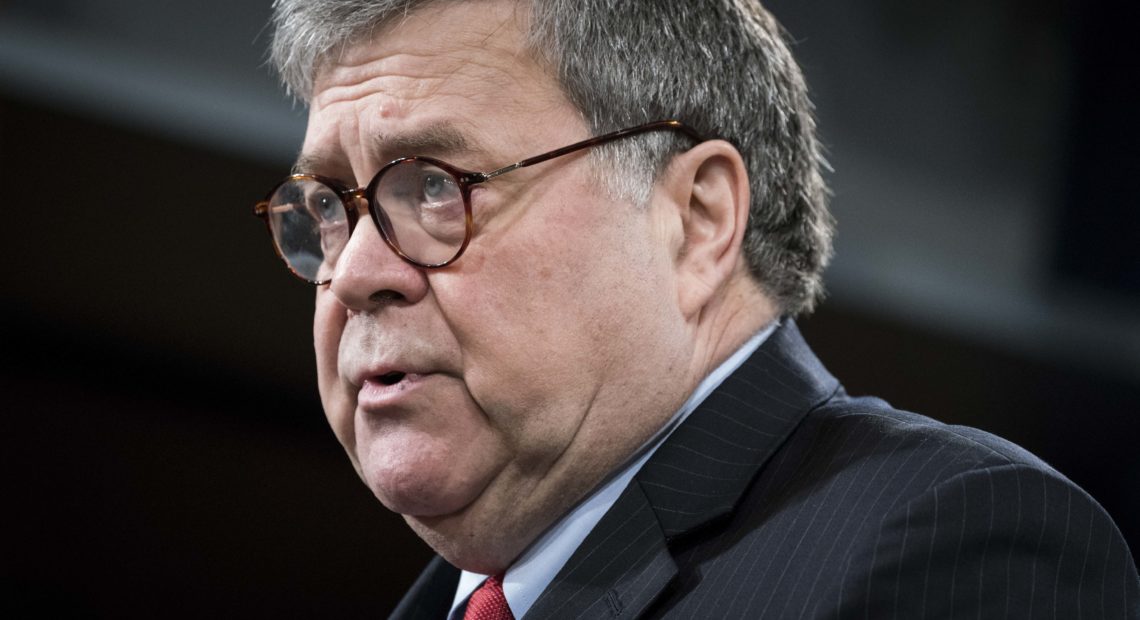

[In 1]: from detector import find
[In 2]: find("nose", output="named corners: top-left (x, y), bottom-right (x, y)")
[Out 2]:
top-left (328, 209), bottom-right (430, 310)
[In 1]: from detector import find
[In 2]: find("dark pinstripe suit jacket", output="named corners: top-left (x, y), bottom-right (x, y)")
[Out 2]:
top-left (392, 321), bottom-right (1140, 619)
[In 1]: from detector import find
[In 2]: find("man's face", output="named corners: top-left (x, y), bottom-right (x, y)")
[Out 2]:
top-left (305, 0), bottom-right (690, 569)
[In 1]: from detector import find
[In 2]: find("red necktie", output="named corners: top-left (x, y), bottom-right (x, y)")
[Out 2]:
top-left (463, 574), bottom-right (514, 620)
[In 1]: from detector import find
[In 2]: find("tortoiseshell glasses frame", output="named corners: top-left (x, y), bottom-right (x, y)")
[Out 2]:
top-left (254, 119), bottom-right (704, 284)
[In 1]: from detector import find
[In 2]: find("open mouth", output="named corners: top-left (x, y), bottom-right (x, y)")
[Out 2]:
top-left (357, 370), bottom-right (425, 408)
top-left (377, 371), bottom-right (407, 385)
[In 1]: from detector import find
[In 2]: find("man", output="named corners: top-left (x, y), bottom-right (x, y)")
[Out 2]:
top-left (255, 0), bottom-right (1140, 617)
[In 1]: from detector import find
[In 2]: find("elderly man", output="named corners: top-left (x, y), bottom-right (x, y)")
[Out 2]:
top-left (255, 0), bottom-right (1139, 617)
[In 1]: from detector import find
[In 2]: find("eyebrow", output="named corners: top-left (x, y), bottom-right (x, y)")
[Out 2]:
top-left (291, 122), bottom-right (481, 177)
top-left (375, 122), bottom-right (476, 160)
top-left (291, 153), bottom-right (327, 175)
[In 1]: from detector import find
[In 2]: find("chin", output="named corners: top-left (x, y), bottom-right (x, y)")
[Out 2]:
top-left (359, 442), bottom-right (497, 518)
top-left (364, 467), bottom-right (475, 517)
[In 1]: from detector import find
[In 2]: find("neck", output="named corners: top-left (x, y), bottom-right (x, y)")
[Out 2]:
top-left (689, 272), bottom-right (779, 383)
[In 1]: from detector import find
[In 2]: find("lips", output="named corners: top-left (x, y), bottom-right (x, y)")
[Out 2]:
top-left (347, 361), bottom-right (427, 390)
top-left (340, 333), bottom-right (446, 409)
top-left (357, 371), bottom-right (431, 410)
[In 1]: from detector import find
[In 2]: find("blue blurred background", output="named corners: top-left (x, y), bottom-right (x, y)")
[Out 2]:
top-left (2, 0), bottom-right (1136, 616)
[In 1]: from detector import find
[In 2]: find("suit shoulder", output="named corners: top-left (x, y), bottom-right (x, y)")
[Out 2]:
top-left (671, 393), bottom-right (1140, 618)
top-left (745, 392), bottom-right (1074, 532)
top-left (783, 397), bottom-right (1140, 618)
top-left (799, 392), bottom-right (1060, 486)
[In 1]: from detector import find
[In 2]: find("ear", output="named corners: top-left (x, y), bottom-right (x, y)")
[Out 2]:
top-left (659, 140), bottom-right (752, 319)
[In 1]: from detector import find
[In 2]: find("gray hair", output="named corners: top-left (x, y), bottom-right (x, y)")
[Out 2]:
top-left (270, 0), bottom-right (834, 315)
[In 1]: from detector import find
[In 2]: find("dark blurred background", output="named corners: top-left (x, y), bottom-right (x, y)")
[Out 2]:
top-left (2, 0), bottom-right (1137, 617)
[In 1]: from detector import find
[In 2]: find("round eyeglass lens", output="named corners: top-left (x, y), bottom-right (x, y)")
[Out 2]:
top-left (373, 160), bottom-right (468, 266)
top-left (266, 177), bottom-right (349, 283)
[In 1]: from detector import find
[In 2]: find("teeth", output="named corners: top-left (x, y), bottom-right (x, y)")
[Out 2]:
top-left (378, 372), bottom-right (406, 385)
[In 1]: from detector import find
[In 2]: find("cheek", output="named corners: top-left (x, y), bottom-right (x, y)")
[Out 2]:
top-left (313, 290), bottom-right (356, 453)
top-left (441, 190), bottom-right (658, 452)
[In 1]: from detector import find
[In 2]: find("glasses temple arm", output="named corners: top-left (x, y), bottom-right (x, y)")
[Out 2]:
top-left (478, 120), bottom-right (705, 182)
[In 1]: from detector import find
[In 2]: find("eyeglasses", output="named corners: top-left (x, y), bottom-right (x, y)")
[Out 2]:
top-left (254, 119), bottom-right (703, 284)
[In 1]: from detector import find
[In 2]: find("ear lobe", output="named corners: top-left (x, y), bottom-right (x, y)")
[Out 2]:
top-left (671, 140), bottom-right (751, 319)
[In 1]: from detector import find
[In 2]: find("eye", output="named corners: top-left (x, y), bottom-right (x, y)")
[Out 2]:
top-left (421, 173), bottom-right (455, 203)
top-left (310, 189), bottom-right (344, 221)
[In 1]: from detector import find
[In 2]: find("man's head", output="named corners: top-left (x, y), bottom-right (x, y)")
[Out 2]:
top-left (267, 0), bottom-right (832, 573)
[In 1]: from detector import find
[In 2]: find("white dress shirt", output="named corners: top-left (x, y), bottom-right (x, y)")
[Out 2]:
top-left (448, 321), bottom-right (778, 619)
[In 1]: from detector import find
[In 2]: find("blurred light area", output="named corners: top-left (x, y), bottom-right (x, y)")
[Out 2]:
top-left (1, 0), bottom-right (1136, 378)
top-left (0, 0), bottom-right (305, 165)
top-left (825, 146), bottom-right (1140, 378)
top-left (769, 0), bottom-right (1140, 379)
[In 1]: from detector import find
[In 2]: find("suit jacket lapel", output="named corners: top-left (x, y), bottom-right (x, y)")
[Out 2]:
top-left (527, 320), bottom-right (838, 618)
top-left (524, 477), bottom-right (678, 619)
top-left (639, 320), bottom-right (838, 539)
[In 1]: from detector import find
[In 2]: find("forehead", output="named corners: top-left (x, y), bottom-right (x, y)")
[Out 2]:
top-left (314, 1), bottom-right (535, 100)
top-left (303, 0), bottom-right (570, 170)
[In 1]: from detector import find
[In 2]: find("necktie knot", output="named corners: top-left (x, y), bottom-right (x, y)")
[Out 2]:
top-left (464, 574), bottom-right (513, 620)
